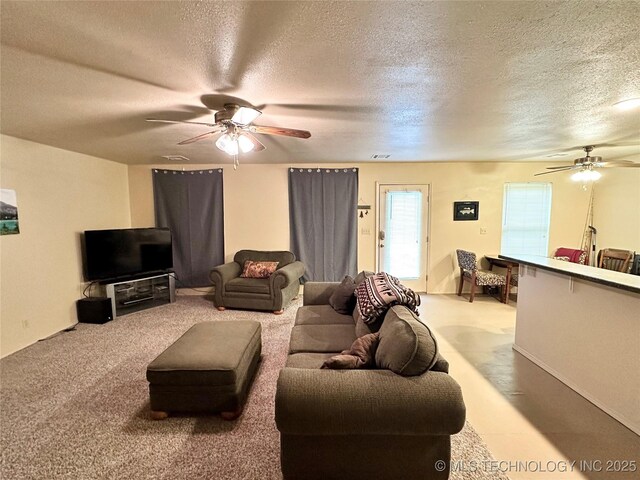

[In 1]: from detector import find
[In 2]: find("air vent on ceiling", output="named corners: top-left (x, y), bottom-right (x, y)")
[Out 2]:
top-left (371, 154), bottom-right (391, 159)
top-left (161, 155), bottom-right (190, 162)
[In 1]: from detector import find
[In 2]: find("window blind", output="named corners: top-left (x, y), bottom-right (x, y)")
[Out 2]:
top-left (501, 183), bottom-right (552, 257)
top-left (384, 190), bottom-right (422, 279)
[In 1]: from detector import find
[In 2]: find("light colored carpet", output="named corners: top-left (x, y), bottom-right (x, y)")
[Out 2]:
top-left (1, 296), bottom-right (508, 479)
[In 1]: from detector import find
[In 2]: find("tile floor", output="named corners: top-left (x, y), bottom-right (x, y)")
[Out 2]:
top-left (420, 293), bottom-right (640, 480)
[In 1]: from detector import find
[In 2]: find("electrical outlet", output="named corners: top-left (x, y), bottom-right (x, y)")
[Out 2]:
top-left (22, 319), bottom-right (29, 329)
top-left (360, 227), bottom-right (371, 235)
top-left (480, 227), bottom-right (487, 235)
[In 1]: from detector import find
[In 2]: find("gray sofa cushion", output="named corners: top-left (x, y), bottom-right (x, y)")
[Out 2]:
top-left (354, 308), bottom-right (383, 336)
top-left (375, 306), bottom-right (438, 376)
top-left (295, 305), bottom-right (354, 326)
top-left (286, 352), bottom-right (338, 369)
top-left (225, 277), bottom-right (270, 294)
top-left (432, 354), bottom-right (449, 373)
top-left (289, 325), bottom-right (357, 353)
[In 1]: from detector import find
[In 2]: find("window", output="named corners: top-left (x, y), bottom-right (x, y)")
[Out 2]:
top-left (501, 183), bottom-right (552, 257)
top-left (383, 190), bottom-right (422, 279)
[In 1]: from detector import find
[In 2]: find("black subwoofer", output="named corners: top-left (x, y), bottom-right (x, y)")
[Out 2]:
top-left (76, 297), bottom-right (113, 324)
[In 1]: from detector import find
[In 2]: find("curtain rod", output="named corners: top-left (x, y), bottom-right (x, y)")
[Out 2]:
top-left (289, 167), bottom-right (358, 172)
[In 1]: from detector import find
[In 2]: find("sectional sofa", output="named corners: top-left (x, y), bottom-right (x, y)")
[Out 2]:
top-left (275, 280), bottom-right (467, 480)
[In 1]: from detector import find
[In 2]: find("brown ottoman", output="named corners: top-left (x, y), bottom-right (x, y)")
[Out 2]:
top-left (146, 320), bottom-right (262, 420)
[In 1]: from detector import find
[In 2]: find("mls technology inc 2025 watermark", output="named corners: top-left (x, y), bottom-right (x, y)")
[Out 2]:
top-left (434, 459), bottom-right (637, 474)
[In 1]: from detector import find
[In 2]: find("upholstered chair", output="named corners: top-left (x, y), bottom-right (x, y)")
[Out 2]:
top-left (598, 248), bottom-right (634, 273)
top-left (456, 249), bottom-right (507, 303)
top-left (210, 250), bottom-right (305, 314)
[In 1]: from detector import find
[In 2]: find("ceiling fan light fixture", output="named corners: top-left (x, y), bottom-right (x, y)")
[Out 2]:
top-left (571, 169), bottom-right (601, 182)
top-left (231, 106), bottom-right (262, 125)
top-left (216, 133), bottom-right (238, 156)
top-left (237, 134), bottom-right (255, 153)
top-left (613, 98), bottom-right (640, 111)
top-left (587, 169), bottom-right (602, 181)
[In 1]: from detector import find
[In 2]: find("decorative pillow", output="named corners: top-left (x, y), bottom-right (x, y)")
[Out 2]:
top-left (376, 306), bottom-right (438, 376)
top-left (240, 260), bottom-right (279, 278)
top-left (355, 272), bottom-right (420, 325)
top-left (329, 276), bottom-right (357, 314)
top-left (554, 256), bottom-right (571, 262)
top-left (321, 333), bottom-right (380, 369)
top-left (354, 270), bottom-right (375, 285)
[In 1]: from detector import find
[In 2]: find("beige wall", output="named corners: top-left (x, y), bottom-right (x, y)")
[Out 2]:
top-left (0, 135), bottom-right (131, 358)
top-left (592, 168), bottom-right (640, 253)
top-left (128, 161), bottom-right (591, 293)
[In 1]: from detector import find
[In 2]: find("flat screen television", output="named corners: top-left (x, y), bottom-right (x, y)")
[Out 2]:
top-left (83, 228), bottom-right (173, 282)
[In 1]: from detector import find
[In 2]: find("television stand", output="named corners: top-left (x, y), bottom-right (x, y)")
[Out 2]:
top-left (105, 273), bottom-right (175, 319)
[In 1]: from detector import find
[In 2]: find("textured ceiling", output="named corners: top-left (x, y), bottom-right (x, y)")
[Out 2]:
top-left (1, 0), bottom-right (639, 166)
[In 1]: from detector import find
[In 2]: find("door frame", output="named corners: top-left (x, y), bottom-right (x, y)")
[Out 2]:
top-left (375, 182), bottom-right (432, 293)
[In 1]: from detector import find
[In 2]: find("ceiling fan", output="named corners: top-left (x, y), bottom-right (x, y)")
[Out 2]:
top-left (535, 145), bottom-right (640, 181)
top-left (146, 103), bottom-right (311, 167)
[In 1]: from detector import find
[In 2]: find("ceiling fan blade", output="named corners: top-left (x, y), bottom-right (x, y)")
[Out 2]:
top-left (242, 132), bottom-right (266, 151)
top-left (546, 165), bottom-right (581, 170)
top-left (534, 167), bottom-right (577, 176)
top-left (177, 128), bottom-right (225, 145)
top-left (267, 103), bottom-right (379, 114)
top-left (146, 118), bottom-right (218, 127)
top-left (596, 160), bottom-right (636, 167)
top-left (249, 125), bottom-right (311, 139)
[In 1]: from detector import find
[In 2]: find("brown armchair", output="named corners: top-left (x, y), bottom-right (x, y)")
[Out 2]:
top-left (210, 250), bottom-right (305, 314)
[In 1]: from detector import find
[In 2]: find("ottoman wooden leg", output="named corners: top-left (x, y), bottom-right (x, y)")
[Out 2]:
top-left (273, 309), bottom-right (284, 315)
top-left (150, 410), bottom-right (169, 420)
top-left (221, 405), bottom-right (243, 421)
top-left (216, 306), bottom-right (226, 311)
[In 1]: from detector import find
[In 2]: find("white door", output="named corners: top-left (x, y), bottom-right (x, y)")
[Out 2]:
top-left (377, 184), bottom-right (429, 292)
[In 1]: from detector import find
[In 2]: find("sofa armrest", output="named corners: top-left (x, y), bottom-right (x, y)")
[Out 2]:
top-left (303, 282), bottom-right (340, 305)
top-left (271, 261), bottom-right (305, 290)
top-left (275, 368), bottom-right (466, 436)
top-left (209, 262), bottom-right (241, 287)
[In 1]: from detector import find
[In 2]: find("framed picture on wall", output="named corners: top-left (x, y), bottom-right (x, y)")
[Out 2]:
top-left (0, 189), bottom-right (20, 235)
top-left (453, 201), bottom-right (479, 221)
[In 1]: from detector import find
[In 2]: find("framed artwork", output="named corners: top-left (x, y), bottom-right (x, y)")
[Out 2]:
top-left (0, 189), bottom-right (20, 235)
top-left (453, 201), bottom-right (479, 221)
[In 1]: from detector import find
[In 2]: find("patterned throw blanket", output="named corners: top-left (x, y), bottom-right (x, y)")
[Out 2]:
top-left (355, 272), bottom-right (421, 324)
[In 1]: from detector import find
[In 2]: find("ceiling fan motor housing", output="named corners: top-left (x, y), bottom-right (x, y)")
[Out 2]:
top-left (575, 156), bottom-right (602, 166)
top-left (214, 105), bottom-right (238, 124)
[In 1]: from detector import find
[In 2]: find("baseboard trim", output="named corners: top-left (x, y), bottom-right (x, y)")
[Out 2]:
top-left (512, 344), bottom-right (640, 436)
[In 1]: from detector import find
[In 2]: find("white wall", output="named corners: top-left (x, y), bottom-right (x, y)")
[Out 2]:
top-left (0, 135), bottom-right (131, 358)
top-left (128, 161), bottom-right (591, 293)
top-left (592, 168), bottom-right (640, 254)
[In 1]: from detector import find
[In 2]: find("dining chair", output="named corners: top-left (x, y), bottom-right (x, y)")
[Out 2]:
top-left (598, 248), bottom-right (634, 273)
top-left (456, 249), bottom-right (507, 303)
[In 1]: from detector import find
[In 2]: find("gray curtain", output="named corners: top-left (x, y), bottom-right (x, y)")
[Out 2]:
top-left (152, 169), bottom-right (224, 287)
top-left (289, 168), bottom-right (358, 282)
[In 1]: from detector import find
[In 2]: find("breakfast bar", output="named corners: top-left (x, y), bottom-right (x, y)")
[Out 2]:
top-left (500, 255), bottom-right (640, 435)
